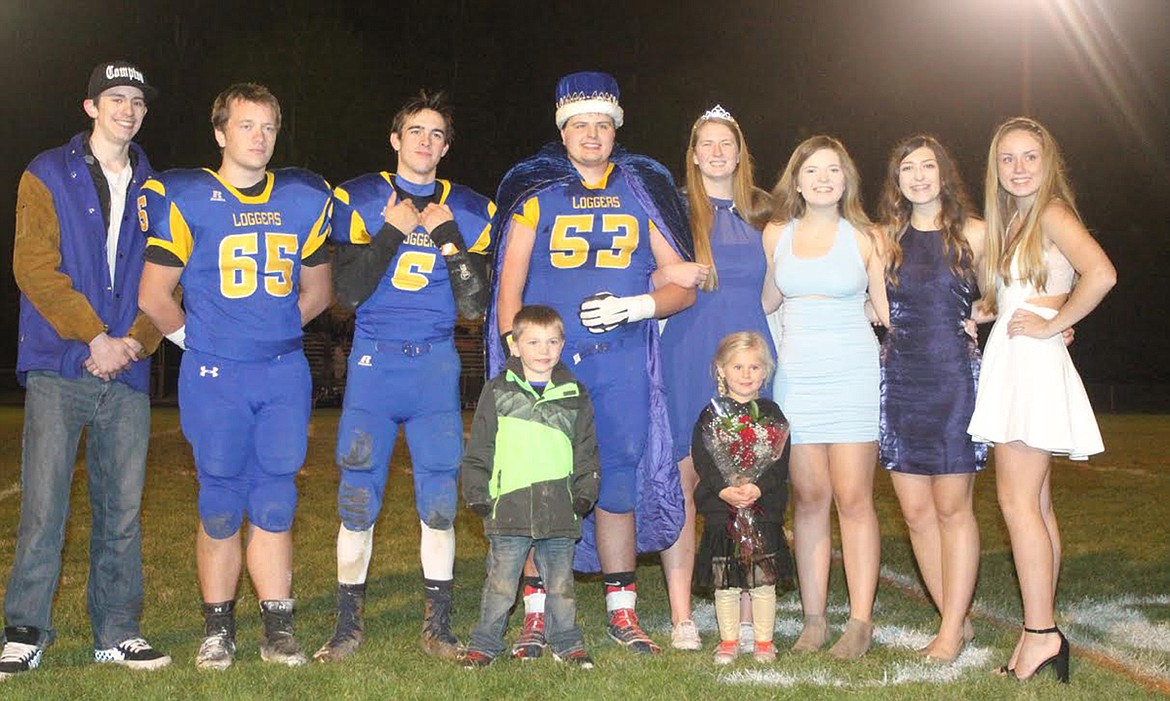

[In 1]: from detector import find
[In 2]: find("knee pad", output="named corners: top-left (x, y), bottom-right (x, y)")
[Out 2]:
top-left (336, 426), bottom-right (376, 470)
top-left (338, 469), bottom-right (384, 531)
top-left (248, 475), bottom-right (298, 533)
top-left (596, 465), bottom-right (637, 514)
top-left (199, 481), bottom-right (246, 539)
top-left (415, 472), bottom-right (458, 530)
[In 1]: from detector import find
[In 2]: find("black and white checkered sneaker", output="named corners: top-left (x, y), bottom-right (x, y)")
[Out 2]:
top-left (0, 626), bottom-right (43, 681)
top-left (94, 637), bottom-right (172, 670)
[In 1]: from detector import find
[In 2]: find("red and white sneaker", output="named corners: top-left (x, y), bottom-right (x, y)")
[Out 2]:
top-left (510, 612), bottom-right (546, 660)
top-left (606, 609), bottom-right (660, 655)
top-left (713, 639), bottom-right (739, 665)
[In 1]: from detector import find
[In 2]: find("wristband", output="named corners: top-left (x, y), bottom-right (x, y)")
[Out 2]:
top-left (166, 325), bottom-right (187, 350)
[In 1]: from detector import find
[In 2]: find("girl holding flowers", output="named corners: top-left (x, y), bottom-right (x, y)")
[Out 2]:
top-left (692, 332), bottom-right (792, 665)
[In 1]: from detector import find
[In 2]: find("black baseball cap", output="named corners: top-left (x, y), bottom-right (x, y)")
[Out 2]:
top-left (87, 60), bottom-right (158, 102)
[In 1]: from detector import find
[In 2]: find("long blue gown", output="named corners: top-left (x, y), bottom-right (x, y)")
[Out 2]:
top-left (661, 198), bottom-right (775, 461)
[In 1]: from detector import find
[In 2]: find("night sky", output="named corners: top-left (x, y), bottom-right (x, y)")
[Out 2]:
top-left (2, 0), bottom-right (1168, 390)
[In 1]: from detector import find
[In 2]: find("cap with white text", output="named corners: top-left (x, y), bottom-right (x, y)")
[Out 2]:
top-left (87, 60), bottom-right (158, 102)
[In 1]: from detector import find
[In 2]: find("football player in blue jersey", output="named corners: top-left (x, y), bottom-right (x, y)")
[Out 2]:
top-left (136, 83), bottom-right (333, 670)
top-left (488, 72), bottom-right (695, 657)
top-left (314, 91), bottom-right (494, 663)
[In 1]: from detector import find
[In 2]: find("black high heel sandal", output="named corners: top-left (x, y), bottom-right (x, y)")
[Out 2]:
top-left (1009, 626), bottom-right (1070, 684)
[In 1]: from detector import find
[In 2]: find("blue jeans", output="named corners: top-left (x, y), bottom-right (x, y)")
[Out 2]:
top-left (3, 371), bottom-right (150, 648)
top-left (468, 535), bottom-right (584, 658)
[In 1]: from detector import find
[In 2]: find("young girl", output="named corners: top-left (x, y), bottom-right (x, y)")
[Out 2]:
top-left (692, 332), bottom-right (793, 664)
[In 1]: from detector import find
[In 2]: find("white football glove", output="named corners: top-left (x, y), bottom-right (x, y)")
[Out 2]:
top-left (578, 291), bottom-right (656, 334)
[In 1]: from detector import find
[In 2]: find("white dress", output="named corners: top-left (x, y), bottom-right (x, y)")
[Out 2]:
top-left (967, 251), bottom-right (1103, 460)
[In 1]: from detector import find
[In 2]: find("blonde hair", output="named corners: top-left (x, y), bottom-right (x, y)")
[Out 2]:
top-left (712, 331), bottom-right (776, 385)
top-left (684, 115), bottom-right (770, 292)
top-left (981, 117), bottom-right (1081, 313)
top-left (877, 134), bottom-right (977, 287)
top-left (769, 135), bottom-right (871, 235)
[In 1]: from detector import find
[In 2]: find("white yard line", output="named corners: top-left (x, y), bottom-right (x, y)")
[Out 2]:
top-left (0, 482), bottom-right (20, 503)
top-left (703, 550), bottom-right (1170, 692)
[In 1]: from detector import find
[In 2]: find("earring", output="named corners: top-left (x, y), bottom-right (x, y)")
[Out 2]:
top-left (716, 374), bottom-right (728, 396)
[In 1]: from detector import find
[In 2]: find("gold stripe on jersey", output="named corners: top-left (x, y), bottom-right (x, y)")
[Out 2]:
top-left (303, 199), bottom-right (332, 259)
top-left (513, 197), bottom-right (540, 229)
top-left (581, 162), bottom-right (615, 191)
top-left (468, 200), bottom-right (496, 254)
top-left (147, 202), bottom-right (195, 263)
top-left (333, 186), bottom-right (371, 245)
top-left (141, 179), bottom-right (166, 197)
top-left (204, 168), bottom-right (275, 204)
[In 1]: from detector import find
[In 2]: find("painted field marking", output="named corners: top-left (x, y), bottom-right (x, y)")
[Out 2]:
top-left (0, 482), bottom-right (19, 503)
top-left (683, 598), bottom-right (996, 689)
top-left (671, 559), bottom-right (1169, 692)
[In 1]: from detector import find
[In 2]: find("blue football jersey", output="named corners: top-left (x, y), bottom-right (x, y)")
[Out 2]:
top-left (331, 172), bottom-right (493, 342)
top-left (514, 163), bottom-right (658, 345)
top-left (139, 168), bottom-right (332, 361)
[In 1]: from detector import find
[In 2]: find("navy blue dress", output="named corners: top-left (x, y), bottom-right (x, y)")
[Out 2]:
top-left (880, 226), bottom-right (987, 474)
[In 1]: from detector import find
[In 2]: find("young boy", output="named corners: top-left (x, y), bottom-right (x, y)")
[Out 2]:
top-left (460, 305), bottom-right (599, 668)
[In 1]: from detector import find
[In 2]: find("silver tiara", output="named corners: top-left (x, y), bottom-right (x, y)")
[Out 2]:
top-left (700, 104), bottom-right (736, 123)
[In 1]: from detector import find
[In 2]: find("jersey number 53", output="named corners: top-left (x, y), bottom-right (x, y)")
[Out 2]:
top-left (549, 213), bottom-right (639, 270)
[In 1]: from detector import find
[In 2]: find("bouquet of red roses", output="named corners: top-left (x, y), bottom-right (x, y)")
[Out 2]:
top-left (700, 397), bottom-right (790, 581)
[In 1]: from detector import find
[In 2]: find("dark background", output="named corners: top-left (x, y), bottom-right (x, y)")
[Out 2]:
top-left (2, 0), bottom-right (1167, 400)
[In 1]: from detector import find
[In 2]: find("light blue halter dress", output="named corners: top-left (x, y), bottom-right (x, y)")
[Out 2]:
top-left (772, 218), bottom-right (879, 444)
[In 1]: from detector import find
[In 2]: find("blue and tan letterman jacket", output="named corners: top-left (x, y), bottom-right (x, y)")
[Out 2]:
top-left (14, 132), bottom-right (162, 392)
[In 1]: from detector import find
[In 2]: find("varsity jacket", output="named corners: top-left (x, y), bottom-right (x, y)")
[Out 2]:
top-left (14, 132), bottom-right (162, 392)
top-left (462, 356), bottom-right (600, 539)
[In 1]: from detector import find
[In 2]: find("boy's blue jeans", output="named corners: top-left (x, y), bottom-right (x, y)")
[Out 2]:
top-left (3, 371), bottom-right (150, 649)
top-left (468, 534), bottom-right (585, 658)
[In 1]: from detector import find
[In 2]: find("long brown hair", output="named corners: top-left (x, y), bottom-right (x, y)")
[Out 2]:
top-left (684, 113), bottom-right (766, 291)
top-left (981, 117), bottom-right (1081, 313)
top-left (877, 135), bottom-right (976, 287)
top-left (769, 135), bottom-right (871, 234)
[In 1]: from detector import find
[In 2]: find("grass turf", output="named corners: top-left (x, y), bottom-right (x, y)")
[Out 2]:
top-left (0, 408), bottom-right (1166, 699)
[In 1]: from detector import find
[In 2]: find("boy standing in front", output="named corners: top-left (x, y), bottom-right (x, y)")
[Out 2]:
top-left (460, 306), bottom-right (599, 668)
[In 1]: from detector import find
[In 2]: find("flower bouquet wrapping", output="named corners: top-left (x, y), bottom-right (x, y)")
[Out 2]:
top-left (700, 397), bottom-right (790, 583)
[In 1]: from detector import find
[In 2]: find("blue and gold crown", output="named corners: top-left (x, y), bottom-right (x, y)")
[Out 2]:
top-left (554, 71), bottom-right (624, 129)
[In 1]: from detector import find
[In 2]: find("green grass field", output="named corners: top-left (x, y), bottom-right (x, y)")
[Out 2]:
top-left (0, 408), bottom-right (1167, 699)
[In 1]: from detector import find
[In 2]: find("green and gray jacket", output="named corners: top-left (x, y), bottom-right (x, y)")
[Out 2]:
top-left (461, 356), bottom-right (600, 539)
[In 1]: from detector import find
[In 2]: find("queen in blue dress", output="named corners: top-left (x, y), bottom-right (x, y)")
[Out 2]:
top-left (658, 105), bottom-right (775, 651)
top-left (877, 135), bottom-right (986, 663)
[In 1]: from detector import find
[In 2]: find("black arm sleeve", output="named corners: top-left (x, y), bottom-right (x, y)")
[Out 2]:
top-left (445, 250), bottom-right (489, 319)
top-left (428, 219), bottom-right (489, 319)
top-left (331, 223), bottom-right (406, 309)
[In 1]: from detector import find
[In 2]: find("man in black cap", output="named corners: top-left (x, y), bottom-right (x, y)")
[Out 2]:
top-left (0, 60), bottom-right (170, 681)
